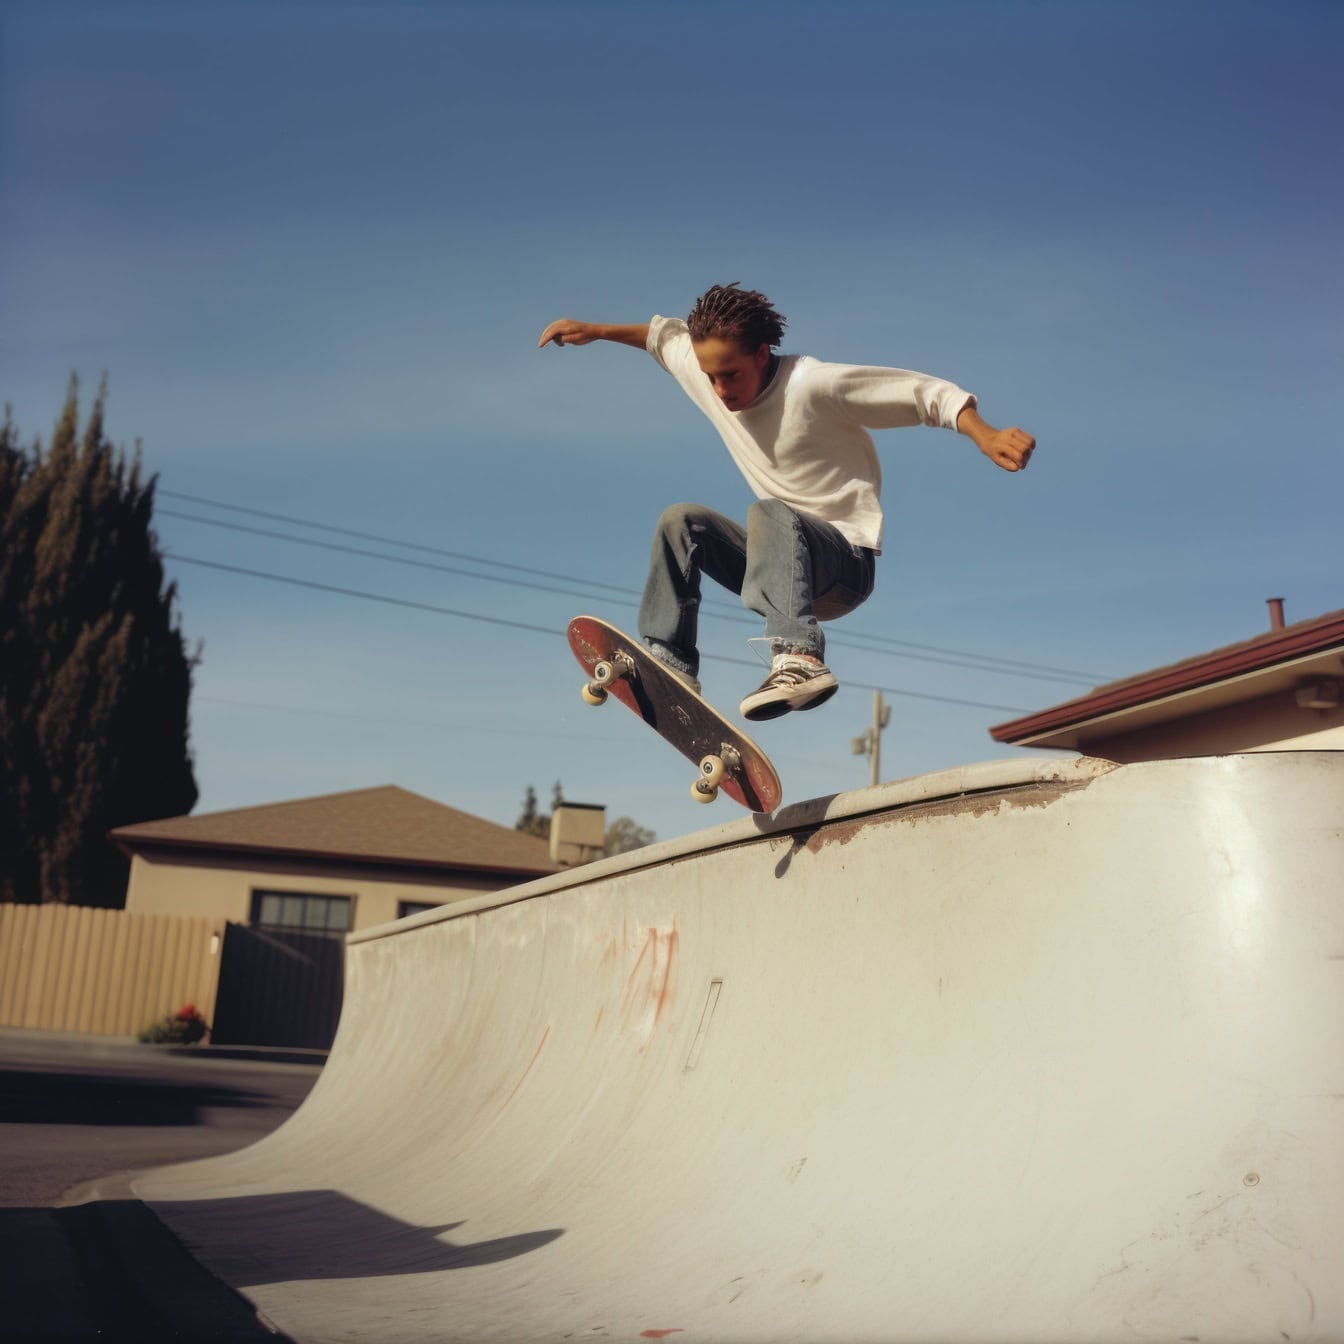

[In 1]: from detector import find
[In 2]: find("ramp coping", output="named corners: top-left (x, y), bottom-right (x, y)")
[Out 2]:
top-left (351, 755), bottom-right (1115, 945)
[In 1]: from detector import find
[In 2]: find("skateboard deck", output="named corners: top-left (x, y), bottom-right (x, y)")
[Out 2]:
top-left (567, 615), bottom-right (782, 813)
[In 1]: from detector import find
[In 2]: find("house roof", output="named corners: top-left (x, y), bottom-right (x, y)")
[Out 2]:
top-left (110, 785), bottom-right (559, 877)
top-left (990, 607), bottom-right (1344, 750)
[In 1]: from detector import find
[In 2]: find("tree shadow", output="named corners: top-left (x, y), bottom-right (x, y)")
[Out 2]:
top-left (145, 1188), bottom-right (565, 1285)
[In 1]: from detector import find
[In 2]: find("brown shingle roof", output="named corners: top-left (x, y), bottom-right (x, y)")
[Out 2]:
top-left (110, 786), bottom-right (558, 877)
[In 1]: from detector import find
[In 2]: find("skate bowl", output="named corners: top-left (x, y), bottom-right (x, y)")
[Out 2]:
top-left (133, 753), bottom-right (1344, 1343)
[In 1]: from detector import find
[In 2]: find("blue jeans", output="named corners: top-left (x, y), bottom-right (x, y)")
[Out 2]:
top-left (637, 499), bottom-right (876, 676)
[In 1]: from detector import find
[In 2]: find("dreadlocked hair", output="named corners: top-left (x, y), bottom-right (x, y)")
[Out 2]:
top-left (686, 282), bottom-right (787, 352)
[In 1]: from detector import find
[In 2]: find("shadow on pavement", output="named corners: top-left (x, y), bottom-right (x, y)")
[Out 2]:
top-left (0, 1068), bottom-right (272, 1126)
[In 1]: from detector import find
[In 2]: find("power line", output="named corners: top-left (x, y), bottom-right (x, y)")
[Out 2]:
top-left (159, 489), bottom-right (641, 600)
top-left (160, 509), bottom-right (624, 608)
top-left (164, 553), bottom-right (561, 637)
top-left (159, 489), bottom-right (1108, 684)
top-left (164, 552), bottom-right (1033, 714)
top-left (160, 507), bottom-right (1085, 686)
top-left (194, 695), bottom-right (641, 747)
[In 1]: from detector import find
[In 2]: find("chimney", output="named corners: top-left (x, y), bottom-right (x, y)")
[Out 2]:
top-left (549, 802), bottom-right (606, 867)
top-left (1266, 597), bottom-right (1286, 631)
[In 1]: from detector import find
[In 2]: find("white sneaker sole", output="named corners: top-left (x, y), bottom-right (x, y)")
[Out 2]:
top-left (740, 674), bottom-right (838, 721)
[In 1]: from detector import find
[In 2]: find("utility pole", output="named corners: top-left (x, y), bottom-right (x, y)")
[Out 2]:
top-left (850, 690), bottom-right (891, 787)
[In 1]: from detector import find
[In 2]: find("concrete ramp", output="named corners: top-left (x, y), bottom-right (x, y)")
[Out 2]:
top-left (134, 754), bottom-right (1344, 1343)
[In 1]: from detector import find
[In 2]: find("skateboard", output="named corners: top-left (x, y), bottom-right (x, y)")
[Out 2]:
top-left (567, 615), bottom-right (782, 813)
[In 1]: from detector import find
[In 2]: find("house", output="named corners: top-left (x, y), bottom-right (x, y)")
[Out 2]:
top-left (105, 786), bottom-right (568, 1049)
top-left (110, 785), bottom-right (560, 935)
top-left (989, 603), bottom-right (1344, 761)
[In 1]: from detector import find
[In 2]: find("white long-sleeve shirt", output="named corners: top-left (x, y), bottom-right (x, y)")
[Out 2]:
top-left (647, 315), bottom-right (975, 552)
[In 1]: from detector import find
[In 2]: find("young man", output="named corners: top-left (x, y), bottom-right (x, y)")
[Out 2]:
top-left (539, 283), bottom-right (1035, 722)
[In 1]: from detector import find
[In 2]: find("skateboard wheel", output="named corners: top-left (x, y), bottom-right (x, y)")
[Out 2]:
top-left (592, 659), bottom-right (620, 687)
top-left (581, 682), bottom-right (607, 706)
top-left (691, 778), bottom-right (718, 804)
top-left (699, 754), bottom-right (726, 789)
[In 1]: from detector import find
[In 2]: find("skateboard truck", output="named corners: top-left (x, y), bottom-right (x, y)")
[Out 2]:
top-left (581, 653), bottom-right (636, 706)
top-left (691, 744), bottom-right (741, 804)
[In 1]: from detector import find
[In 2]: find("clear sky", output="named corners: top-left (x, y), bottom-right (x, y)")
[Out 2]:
top-left (2, 0), bottom-right (1340, 846)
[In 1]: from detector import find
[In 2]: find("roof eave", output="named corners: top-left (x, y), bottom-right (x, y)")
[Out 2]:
top-left (110, 831), bottom-right (558, 879)
top-left (991, 620), bottom-right (1344, 748)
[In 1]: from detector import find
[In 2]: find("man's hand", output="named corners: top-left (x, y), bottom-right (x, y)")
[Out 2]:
top-left (537, 320), bottom-right (650, 350)
top-left (538, 319), bottom-right (600, 348)
top-left (956, 404), bottom-right (1036, 473)
top-left (978, 426), bottom-right (1036, 472)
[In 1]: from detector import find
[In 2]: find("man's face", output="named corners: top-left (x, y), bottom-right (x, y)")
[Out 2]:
top-left (692, 337), bottom-right (772, 411)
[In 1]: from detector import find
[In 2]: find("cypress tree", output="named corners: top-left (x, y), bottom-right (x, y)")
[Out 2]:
top-left (0, 410), bottom-right (34, 902)
top-left (0, 377), bottom-right (198, 906)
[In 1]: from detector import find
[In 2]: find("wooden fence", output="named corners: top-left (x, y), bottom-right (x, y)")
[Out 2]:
top-left (0, 903), bottom-right (224, 1038)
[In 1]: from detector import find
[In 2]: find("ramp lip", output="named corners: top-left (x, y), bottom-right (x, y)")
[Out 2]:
top-left (350, 756), bottom-right (1116, 944)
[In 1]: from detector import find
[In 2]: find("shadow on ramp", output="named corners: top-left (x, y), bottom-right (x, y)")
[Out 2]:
top-left (153, 1190), bottom-right (564, 1285)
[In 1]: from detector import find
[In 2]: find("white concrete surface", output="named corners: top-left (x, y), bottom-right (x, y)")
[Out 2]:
top-left (134, 754), bottom-right (1344, 1343)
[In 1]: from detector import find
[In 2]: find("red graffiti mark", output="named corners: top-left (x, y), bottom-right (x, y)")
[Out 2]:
top-left (621, 933), bottom-right (654, 1016)
top-left (653, 929), bottom-right (678, 1029)
top-left (640, 1332), bottom-right (684, 1340)
top-left (620, 927), bottom-right (679, 1048)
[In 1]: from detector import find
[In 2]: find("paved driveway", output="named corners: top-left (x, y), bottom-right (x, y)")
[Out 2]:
top-left (0, 1029), bottom-right (323, 1342)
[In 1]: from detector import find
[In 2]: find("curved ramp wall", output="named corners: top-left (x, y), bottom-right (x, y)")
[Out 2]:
top-left (135, 754), bottom-right (1344, 1343)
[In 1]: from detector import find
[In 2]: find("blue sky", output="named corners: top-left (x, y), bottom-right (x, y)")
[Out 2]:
top-left (2, 0), bottom-right (1340, 844)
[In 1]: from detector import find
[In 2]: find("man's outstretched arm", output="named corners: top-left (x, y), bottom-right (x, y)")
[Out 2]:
top-left (537, 319), bottom-right (650, 349)
top-left (956, 404), bottom-right (1036, 473)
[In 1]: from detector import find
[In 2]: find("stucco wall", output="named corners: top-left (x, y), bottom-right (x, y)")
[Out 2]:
top-left (123, 849), bottom-right (529, 932)
top-left (1084, 687), bottom-right (1344, 762)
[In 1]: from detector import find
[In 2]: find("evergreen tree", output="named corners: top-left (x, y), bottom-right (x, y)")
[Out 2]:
top-left (515, 781), bottom-right (565, 840)
top-left (0, 377), bottom-right (198, 905)
top-left (0, 411), bottom-right (32, 900)
top-left (515, 785), bottom-right (545, 839)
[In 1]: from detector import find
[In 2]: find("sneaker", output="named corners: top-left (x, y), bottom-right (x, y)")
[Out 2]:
top-left (740, 654), bottom-right (838, 721)
top-left (645, 641), bottom-right (702, 697)
top-left (662, 662), bottom-right (702, 698)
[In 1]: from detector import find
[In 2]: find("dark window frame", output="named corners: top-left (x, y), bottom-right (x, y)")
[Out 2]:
top-left (250, 889), bottom-right (353, 935)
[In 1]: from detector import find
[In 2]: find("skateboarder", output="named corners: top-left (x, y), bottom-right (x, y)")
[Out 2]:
top-left (539, 283), bottom-right (1035, 722)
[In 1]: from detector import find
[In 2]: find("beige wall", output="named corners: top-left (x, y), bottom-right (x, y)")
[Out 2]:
top-left (1084, 688), bottom-right (1344, 762)
top-left (0, 903), bottom-right (223, 1037)
top-left (123, 848), bottom-right (533, 932)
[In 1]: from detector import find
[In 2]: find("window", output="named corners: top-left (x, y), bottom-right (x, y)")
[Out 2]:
top-left (251, 891), bottom-right (352, 935)
top-left (397, 901), bottom-right (440, 920)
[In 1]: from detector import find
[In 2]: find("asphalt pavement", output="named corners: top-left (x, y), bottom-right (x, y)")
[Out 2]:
top-left (0, 1028), bottom-right (325, 1342)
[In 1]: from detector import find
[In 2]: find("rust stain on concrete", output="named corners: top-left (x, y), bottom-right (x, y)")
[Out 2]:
top-left (801, 781), bottom-right (1083, 854)
top-left (621, 926), bottom-right (679, 1048)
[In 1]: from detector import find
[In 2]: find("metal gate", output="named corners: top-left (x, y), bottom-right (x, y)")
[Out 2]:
top-left (211, 922), bottom-right (344, 1050)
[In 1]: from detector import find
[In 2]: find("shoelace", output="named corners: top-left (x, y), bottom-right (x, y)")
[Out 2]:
top-left (764, 660), bottom-right (824, 687)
